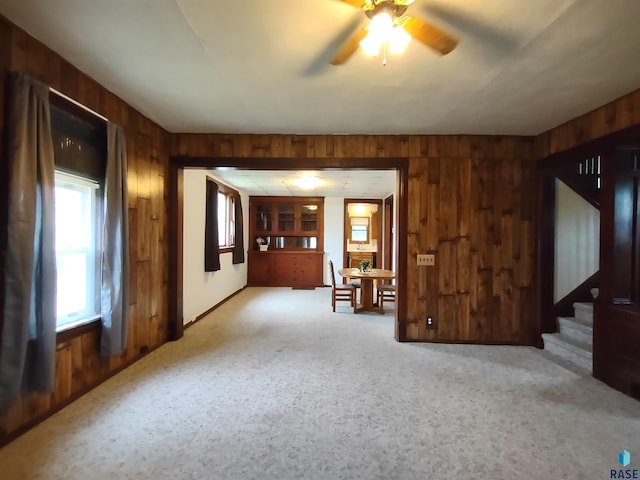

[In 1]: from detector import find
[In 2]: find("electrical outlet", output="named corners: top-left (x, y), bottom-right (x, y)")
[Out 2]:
top-left (426, 316), bottom-right (436, 329)
top-left (417, 254), bottom-right (436, 266)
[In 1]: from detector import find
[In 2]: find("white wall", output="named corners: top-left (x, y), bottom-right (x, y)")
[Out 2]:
top-left (182, 170), bottom-right (249, 325)
top-left (323, 197), bottom-right (345, 285)
top-left (554, 179), bottom-right (600, 302)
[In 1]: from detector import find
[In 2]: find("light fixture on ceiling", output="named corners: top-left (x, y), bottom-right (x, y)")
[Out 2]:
top-left (360, 11), bottom-right (411, 64)
top-left (354, 203), bottom-right (367, 215)
top-left (293, 172), bottom-right (322, 190)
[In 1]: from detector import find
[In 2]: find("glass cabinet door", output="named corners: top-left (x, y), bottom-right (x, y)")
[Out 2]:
top-left (255, 204), bottom-right (273, 233)
top-left (277, 204), bottom-right (295, 232)
top-left (299, 204), bottom-right (318, 232)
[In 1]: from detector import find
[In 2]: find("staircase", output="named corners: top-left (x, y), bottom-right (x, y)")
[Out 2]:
top-left (542, 302), bottom-right (593, 375)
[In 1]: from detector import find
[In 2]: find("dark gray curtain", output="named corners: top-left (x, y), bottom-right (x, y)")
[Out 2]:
top-left (0, 72), bottom-right (57, 407)
top-left (204, 178), bottom-right (220, 272)
top-left (232, 192), bottom-right (244, 264)
top-left (100, 123), bottom-right (129, 356)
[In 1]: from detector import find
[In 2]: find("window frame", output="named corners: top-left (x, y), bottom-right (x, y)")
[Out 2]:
top-left (50, 91), bottom-right (107, 333)
top-left (214, 182), bottom-right (237, 253)
top-left (54, 170), bottom-right (102, 331)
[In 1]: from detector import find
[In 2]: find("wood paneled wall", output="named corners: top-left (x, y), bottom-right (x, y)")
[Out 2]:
top-left (0, 10), bottom-right (638, 445)
top-left (536, 88), bottom-right (640, 156)
top-left (171, 134), bottom-right (537, 345)
top-left (536, 87), bottom-right (640, 398)
top-left (0, 19), bottom-right (171, 444)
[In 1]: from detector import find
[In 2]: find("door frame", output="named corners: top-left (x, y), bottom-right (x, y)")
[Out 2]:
top-left (169, 156), bottom-right (409, 341)
top-left (343, 198), bottom-right (383, 270)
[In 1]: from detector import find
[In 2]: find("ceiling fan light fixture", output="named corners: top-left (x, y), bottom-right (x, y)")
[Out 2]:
top-left (360, 11), bottom-right (393, 56)
top-left (388, 25), bottom-right (411, 54)
top-left (359, 10), bottom-right (411, 59)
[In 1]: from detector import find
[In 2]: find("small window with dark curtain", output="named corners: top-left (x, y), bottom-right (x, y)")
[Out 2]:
top-left (217, 189), bottom-right (235, 248)
top-left (205, 177), bottom-right (244, 270)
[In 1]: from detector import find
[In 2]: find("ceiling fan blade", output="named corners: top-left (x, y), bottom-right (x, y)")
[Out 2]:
top-left (402, 16), bottom-right (458, 55)
top-left (336, 0), bottom-right (367, 8)
top-left (330, 28), bottom-right (368, 65)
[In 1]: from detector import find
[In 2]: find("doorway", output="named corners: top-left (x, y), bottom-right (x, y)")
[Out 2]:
top-left (168, 157), bottom-right (409, 341)
top-left (343, 199), bottom-right (383, 271)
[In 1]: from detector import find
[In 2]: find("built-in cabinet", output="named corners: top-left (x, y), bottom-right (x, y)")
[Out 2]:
top-left (248, 196), bottom-right (324, 287)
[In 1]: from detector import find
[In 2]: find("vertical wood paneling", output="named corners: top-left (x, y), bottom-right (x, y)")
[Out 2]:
top-left (3, 9), bottom-right (639, 442)
top-left (170, 133), bottom-right (538, 345)
top-left (70, 336), bottom-right (84, 394)
top-left (52, 342), bottom-right (72, 405)
top-left (425, 184), bottom-right (439, 251)
top-left (543, 87), bottom-right (640, 156)
top-left (0, 19), bottom-right (170, 445)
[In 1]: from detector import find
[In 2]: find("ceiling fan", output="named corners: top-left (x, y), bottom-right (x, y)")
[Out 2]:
top-left (331, 0), bottom-right (458, 65)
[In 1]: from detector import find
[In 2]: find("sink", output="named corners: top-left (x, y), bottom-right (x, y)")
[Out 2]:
top-left (347, 247), bottom-right (376, 252)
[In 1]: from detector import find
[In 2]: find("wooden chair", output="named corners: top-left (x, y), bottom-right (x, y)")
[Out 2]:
top-left (377, 283), bottom-right (396, 308)
top-left (348, 278), bottom-right (361, 301)
top-left (328, 260), bottom-right (356, 312)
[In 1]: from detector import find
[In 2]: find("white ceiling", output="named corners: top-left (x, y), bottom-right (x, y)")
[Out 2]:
top-left (1, 0), bottom-right (640, 137)
top-left (210, 169), bottom-right (397, 198)
top-left (3, 0), bottom-right (640, 198)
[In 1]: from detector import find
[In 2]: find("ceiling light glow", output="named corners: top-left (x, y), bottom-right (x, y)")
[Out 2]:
top-left (360, 11), bottom-right (411, 60)
top-left (293, 172), bottom-right (322, 190)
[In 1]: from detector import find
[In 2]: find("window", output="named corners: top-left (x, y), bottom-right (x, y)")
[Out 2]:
top-left (54, 171), bottom-right (101, 328)
top-left (351, 225), bottom-right (368, 242)
top-left (50, 96), bottom-right (106, 330)
top-left (217, 190), bottom-right (235, 248)
top-left (350, 217), bottom-right (370, 242)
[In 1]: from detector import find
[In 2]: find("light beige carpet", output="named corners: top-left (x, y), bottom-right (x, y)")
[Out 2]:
top-left (0, 287), bottom-right (638, 480)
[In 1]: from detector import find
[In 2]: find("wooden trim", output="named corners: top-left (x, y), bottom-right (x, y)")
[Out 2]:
top-left (0, 339), bottom-right (164, 448)
top-left (185, 286), bottom-right (247, 328)
top-left (383, 194), bottom-right (394, 272)
top-left (343, 198), bottom-right (383, 270)
top-left (554, 172), bottom-right (600, 210)
top-left (168, 164), bottom-right (184, 341)
top-left (538, 168), bottom-right (556, 335)
top-left (552, 271), bottom-right (600, 318)
top-left (395, 162), bottom-right (409, 341)
top-left (541, 123), bottom-right (640, 165)
top-left (206, 175), bottom-right (240, 197)
top-left (55, 317), bottom-right (101, 344)
top-left (174, 156), bottom-right (404, 170)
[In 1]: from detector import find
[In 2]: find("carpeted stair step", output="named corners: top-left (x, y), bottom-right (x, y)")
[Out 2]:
top-left (542, 332), bottom-right (592, 374)
top-left (557, 316), bottom-right (593, 349)
top-left (572, 302), bottom-right (593, 327)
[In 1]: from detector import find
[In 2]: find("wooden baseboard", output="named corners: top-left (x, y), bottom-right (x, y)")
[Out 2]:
top-left (0, 341), bottom-right (164, 448)
top-left (185, 285), bottom-right (247, 329)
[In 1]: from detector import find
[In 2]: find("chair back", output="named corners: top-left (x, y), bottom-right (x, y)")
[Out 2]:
top-left (328, 260), bottom-right (337, 287)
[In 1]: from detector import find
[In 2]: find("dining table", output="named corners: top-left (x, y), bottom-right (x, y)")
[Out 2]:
top-left (338, 267), bottom-right (395, 314)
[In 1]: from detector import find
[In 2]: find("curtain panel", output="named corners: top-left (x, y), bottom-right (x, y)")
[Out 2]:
top-left (0, 72), bottom-right (57, 407)
top-left (100, 123), bottom-right (129, 356)
top-left (204, 178), bottom-right (221, 272)
top-left (232, 192), bottom-right (245, 264)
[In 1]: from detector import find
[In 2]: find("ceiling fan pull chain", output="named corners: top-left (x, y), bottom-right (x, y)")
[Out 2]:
top-left (383, 42), bottom-right (388, 66)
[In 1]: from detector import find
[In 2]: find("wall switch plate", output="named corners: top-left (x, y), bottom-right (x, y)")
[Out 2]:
top-left (417, 254), bottom-right (436, 266)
